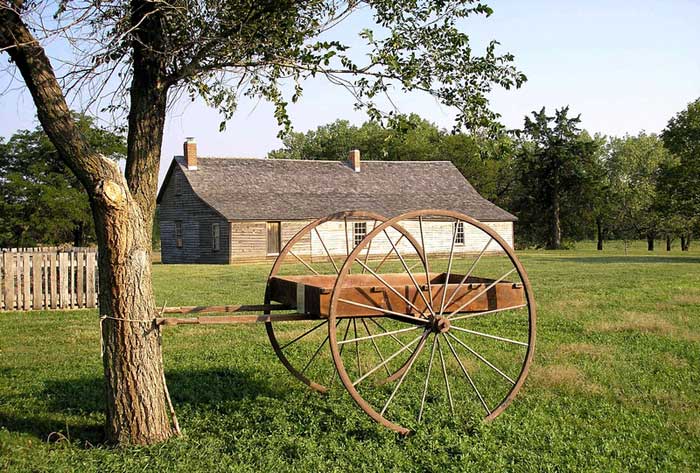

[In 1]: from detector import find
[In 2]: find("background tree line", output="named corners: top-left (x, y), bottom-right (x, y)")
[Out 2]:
top-left (2, 99), bottom-right (697, 251)
top-left (269, 99), bottom-right (700, 250)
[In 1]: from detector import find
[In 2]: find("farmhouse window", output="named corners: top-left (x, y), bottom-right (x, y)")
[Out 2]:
top-left (353, 222), bottom-right (367, 247)
top-left (455, 221), bottom-right (465, 245)
top-left (212, 223), bottom-right (220, 251)
top-left (175, 221), bottom-right (183, 248)
top-left (267, 221), bottom-right (281, 255)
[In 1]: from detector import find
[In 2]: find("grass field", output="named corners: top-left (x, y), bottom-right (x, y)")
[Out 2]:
top-left (1, 241), bottom-right (699, 472)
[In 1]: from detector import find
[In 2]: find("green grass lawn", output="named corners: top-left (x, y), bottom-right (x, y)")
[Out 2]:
top-left (1, 242), bottom-right (699, 472)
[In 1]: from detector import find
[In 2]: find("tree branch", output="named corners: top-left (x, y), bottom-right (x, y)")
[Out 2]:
top-left (0, 3), bottom-right (121, 190)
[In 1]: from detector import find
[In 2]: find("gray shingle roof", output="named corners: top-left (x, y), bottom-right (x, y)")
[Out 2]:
top-left (163, 157), bottom-right (516, 222)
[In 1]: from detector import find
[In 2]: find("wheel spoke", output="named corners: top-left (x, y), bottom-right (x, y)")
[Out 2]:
top-left (338, 319), bottom-right (352, 355)
top-left (330, 319), bottom-right (353, 387)
top-left (338, 298), bottom-right (430, 325)
top-left (418, 216), bottom-right (434, 308)
top-left (337, 324), bottom-right (421, 345)
top-left (345, 216), bottom-right (351, 274)
top-left (361, 220), bottom-right (380, 274)
top-left (353, 318), bottom-right (362, 377)
top-left (450, 303), bottom-right (527, 322)
top-left (438, 218), bottom-right (458, 316)
top-left (447, 332), bottom-right (515, 385)
top-left (383, 229), bottom-right (435, 317)
top-left (289, 250), bottom-right (320, 275)
top-left (369, 318), bottom-right (415, 354)
top-left (437, 336), bottom-right (454, 414)
top-left (446, 268), bottom-right (516, 318)
top-left (352, 334), bottom-right (424, 386)
top-left (361, 318), bottom-right (391, 376)
top-left (280, 321), bottom-right (326, 350)
top-left (450, 325), bottom-right (528, 347)
top-left (380, 330), bottom-right (430, 415)
top-left (314, 227), bottom-right (339, 274)
top-left (355, 259), bottom-right (428, 318)
top-left (301, 319), bottom-right (342, 374)
top-left (373, 234), bottom-right (405, 273)
top-left (301, 333), bottom-right (329, 374)
top-left (442, 237), bottom-right (493, 312)
top-left (418, 334), bottom-right (439, 423)
top-left (444, 334), bottom-right (491, 415)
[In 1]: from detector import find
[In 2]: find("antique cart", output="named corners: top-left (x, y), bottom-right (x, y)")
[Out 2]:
top-left (159, 209), bottom-right (536, 434)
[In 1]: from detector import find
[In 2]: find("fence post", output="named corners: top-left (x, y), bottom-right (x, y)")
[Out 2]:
top-left (32, 253), bottom-right (43, 310)
top-left (86, 252), bottom-right (96, 308)
top-left (49, 252), bottom-right (58, 310)
top-left (59, 252), bottom-right (69, 309)
top-left (22, 253), bottom-right (31, 311)
top-left (75, 250), bottom-right (82, 308)
top-left (3, 253), bottom-right (16, 310)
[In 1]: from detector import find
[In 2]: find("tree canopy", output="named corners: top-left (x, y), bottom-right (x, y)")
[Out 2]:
top-left (0, 115), bottom-right (125, 247)
top-left (269, 113), bottom-right (515, 204)
top-left (509, 107), bottom-right (604, 249)
top-left (659, 97), bottom-right (700, 247)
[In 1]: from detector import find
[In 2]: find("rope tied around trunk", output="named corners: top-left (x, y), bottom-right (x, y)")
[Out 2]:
top-left (98, 304), bottom-right (182, 436)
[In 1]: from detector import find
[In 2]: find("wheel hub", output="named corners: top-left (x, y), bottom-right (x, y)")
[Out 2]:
top-left (430, 315), bottom-right (451, 333)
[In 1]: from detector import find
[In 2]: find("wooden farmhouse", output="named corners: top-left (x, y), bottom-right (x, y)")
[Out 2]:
top-left (157, 138), bottom-right (517, 264)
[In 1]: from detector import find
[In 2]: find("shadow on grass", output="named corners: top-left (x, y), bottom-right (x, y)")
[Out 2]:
top-left (540, 256), bottom-right (700, 265)
top-left (1, 367), bottom-right (282, 447)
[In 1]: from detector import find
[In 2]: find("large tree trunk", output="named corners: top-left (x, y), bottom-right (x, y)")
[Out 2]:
top-left (0, 6), bottom-right (175, 445)
top-left (681, 235), bottom-right (687, 251)
top-left (666, 235), bottom-right (672, 252)
top-left (93, 177), bottom-right (173, 444)
top-left (596, 218), bottom-right (604, 251)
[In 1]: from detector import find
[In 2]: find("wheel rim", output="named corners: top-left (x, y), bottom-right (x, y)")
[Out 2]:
top-left (327, 209), bottom-right (536, 433)
top-left (265, 210), bottom-right (388, 393)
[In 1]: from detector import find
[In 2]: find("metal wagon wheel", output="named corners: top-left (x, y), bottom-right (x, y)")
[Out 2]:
top-left (265, 210), bottom-right (390, 393)
top-left (327, 209), bottom-right (536, 434)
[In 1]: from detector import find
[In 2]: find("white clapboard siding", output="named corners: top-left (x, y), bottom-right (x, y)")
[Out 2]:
top-left (305, 219), bottom-right (512, 260)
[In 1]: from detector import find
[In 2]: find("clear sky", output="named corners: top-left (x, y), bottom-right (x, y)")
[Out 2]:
top-left (1, 0), bottom-right (698, 186)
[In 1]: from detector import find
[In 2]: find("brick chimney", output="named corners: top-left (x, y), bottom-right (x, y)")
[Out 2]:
top-left (184, 137), bottom-right (197, 170)
top-left (348, 149), bottom-right (361, 172)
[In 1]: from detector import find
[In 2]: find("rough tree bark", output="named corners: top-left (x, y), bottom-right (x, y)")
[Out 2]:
top-left (666, 236), bottom-right (672, 252)
top-left (0, 3), bottom-right (175, 444)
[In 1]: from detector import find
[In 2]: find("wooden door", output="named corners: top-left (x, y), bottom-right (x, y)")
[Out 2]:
top-left (267, 222), bottom-right (281, 255)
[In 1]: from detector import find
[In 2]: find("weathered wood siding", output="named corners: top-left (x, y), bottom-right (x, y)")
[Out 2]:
top-left (229, 219), bottom-right (513, 263)
top-left (230, 220), bottom-right (312, 262)
top-left (159, 167), bottom-right (230, 264)
top-left (229, 221), bottom-right (266, 261)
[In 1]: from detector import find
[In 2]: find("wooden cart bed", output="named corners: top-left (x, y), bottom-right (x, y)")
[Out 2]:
top-left (268, 272), bottom-right (525, 318)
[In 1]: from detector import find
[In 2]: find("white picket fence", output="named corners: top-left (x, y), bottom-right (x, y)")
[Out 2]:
top-left (1, 248), bottom-right (98, 311)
